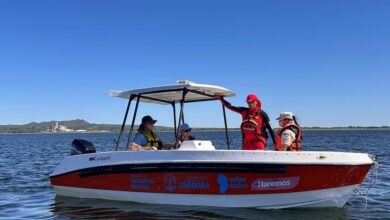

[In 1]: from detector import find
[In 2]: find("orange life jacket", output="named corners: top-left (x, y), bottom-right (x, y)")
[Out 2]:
top-left (275, 123), bottom-right (302, 151)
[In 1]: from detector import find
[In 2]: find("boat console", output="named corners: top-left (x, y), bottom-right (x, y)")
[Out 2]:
top-left (178, 140), bottom-right (216, 151)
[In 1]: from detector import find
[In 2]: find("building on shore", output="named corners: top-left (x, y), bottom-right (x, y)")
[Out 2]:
top-left (47, 122), bottom-right (73, 132)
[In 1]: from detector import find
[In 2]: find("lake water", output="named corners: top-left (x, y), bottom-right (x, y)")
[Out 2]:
top-left (1, 130), bottom-right (389, 219)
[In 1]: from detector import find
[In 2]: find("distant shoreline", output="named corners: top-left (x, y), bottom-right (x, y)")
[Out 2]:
top-left (1, 127), bottom-right (390, 134)
top-left (301, 127), bottom-right (390, 131)
top-left (2, 119), bottom-right (389, 134)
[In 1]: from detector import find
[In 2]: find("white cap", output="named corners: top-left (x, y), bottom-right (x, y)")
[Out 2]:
top-left (276, 112), bottom-right (294, 120)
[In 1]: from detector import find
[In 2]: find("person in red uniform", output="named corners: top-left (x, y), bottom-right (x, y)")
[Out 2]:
top-left (216, 94), bottom-right (275, 150)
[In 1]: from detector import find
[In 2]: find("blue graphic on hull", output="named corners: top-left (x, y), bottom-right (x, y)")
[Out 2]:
top-left (217, 174), bottom-right (228, 193)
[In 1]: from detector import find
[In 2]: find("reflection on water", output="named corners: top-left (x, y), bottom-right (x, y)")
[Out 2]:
top-left (51, 196), bottom-right (349, 220)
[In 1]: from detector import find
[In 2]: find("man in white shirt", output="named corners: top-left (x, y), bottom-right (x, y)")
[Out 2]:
top-left (275, 112), bottom-right (302, 151)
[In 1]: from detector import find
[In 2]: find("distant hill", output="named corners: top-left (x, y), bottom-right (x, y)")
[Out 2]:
top-left (25, 119), bottom-right (91, 130)
top-left (0, 119), bottom-right (170, 133)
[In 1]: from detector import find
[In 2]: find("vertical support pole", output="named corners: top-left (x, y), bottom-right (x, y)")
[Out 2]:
top-left (172, 102), bottom-right (177, 142)
top-left (175, 89), bottom-right (188, 148)
top-left (115, 95), bottom-right (134, 151)
top-left (222, 103), bottom-right (230, 150)
top-left (126, 94), bottom-right (141, 149)
top-left (181, 102), bottom-right (185, 123)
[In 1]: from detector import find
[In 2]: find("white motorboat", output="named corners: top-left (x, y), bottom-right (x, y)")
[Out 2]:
top-left (50, 80), bottom-right (376, 209)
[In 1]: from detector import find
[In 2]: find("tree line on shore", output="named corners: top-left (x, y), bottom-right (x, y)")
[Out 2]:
top-left (0, 119), bottom-right (389, 133)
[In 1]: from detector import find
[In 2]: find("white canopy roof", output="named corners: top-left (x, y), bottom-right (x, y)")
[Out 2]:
top-left (108, 80), bottom-right (235, 105)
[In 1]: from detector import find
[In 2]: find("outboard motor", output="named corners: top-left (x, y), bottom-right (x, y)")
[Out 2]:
top-left (70, 139), bottom-right (96, 156)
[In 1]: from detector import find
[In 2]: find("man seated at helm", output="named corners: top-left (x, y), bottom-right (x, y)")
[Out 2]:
top-left (175, 123), bottom-right (196, 147)
top-left (131, 115), bottom-right (173, 150)
top-left (274, 112), bottom-right (302, 151)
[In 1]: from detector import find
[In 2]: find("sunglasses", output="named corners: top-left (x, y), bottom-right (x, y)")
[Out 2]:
top-left (182, 129), bottom-right (191, 132)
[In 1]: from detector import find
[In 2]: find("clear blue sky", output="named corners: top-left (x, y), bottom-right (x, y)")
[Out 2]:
top-left (0, 0), bottom-right (389, 128)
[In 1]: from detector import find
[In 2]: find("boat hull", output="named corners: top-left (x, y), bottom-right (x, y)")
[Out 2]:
top-left (50, 150), bottom-right (374, 208)
top-left (53, 184), bottom-right (359, 209)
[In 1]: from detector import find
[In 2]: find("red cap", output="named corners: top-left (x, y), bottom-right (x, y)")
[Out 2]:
top-left (246, 94), bottom-right (261, 109)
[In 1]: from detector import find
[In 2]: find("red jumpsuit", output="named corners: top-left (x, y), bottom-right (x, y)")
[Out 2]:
top-left (219, 95), bottom-right (275, 150)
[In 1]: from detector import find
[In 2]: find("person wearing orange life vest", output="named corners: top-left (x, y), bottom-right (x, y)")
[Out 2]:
top-left (274, 112), bottom-right (302, 151)
top-left (216, 94), bottom-right (275, 150)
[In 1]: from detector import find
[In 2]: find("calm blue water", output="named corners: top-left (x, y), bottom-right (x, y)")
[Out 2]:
top-left (0, 130), bottom-right (389, 219)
